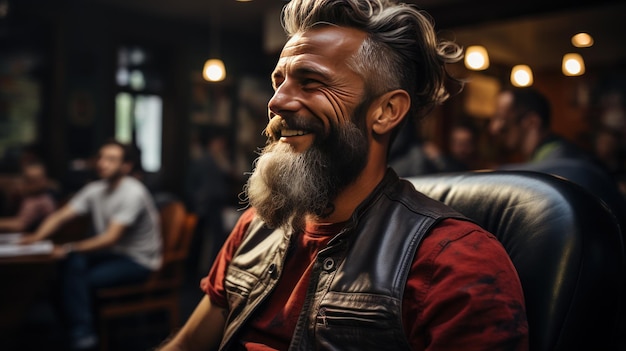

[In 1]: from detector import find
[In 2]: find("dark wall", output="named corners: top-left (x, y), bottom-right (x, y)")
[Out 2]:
top-left (1, 0), bottom-right (276, 198)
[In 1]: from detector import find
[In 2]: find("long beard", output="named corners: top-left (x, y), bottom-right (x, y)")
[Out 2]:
top-left (243, 121), bottom-right (369, 231)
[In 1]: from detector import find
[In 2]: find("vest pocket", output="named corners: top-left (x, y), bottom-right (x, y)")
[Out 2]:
top-left (312, 295), bottom-right (409, 350)
top-left (316, 306), bottom-right (392, 329)
top-left (224, 268), bottom-right (257, 313)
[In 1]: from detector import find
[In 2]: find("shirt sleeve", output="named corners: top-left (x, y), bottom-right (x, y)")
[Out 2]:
top-left (403, 218), bottom-right (529, 351)
top-left (201, 208), bottom-right (257, 309)
top-left (68, 183), bottom-right (96, 215)
top-left (109, 187), bottom-right (146, 225)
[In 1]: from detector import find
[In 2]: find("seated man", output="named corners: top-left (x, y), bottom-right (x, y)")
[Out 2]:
top-left (0, 162), bottom-right (56, 233)
top-left (158, 1), bottom-right (528, 350)
top-left (22, 139), bottom-right (162, 350)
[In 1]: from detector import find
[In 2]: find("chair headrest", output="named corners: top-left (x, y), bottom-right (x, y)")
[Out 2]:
top-left (407, 170), bottom-right (625, 351)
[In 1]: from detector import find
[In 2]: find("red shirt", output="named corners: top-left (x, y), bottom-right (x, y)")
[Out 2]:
top-left (202, 208), bottom-right (528, 350)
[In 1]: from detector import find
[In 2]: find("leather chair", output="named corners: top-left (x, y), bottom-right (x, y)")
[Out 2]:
top-left (499, 158), bottom-right (626, 236)
top-left (406, 170), bottom-right (625, 351)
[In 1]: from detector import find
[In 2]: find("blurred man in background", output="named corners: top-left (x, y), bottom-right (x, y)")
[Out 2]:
top-left (22, 139), bottom-right (162, 350)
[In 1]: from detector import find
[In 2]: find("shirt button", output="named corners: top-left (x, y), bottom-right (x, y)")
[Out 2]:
top-left (323, 257), bottom-right (335, 271)
top-left (268, 263), bottom-right (277, 278)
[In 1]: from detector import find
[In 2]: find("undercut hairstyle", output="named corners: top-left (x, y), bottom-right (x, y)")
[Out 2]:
top-left (507, 87), bottom-right (552, 129)
top-left (281, 0), bottom-right (463, 121)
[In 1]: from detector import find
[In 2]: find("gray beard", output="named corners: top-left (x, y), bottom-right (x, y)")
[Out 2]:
top-left (244, 121), bottom-right (369, 231)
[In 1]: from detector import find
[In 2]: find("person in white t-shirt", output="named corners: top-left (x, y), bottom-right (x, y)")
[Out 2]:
top-left (22, 139), bottom-right (162, 350)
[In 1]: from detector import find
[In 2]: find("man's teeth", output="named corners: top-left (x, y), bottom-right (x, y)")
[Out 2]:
top-left (281, 129), bottom-right (308, 137)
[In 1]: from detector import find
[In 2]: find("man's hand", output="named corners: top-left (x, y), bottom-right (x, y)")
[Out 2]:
top-left (16, 205), bottom-right (76, 246)
top-left (18, 233), bottom-right (43, 245)
top-left (51, 244), bottom-right (70, 259)
top-left (156, 296), bottom-right (226, 351)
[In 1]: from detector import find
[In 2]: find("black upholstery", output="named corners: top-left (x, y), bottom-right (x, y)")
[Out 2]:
top-left (499, 158), bottom-right (626, 235)
top-left (406, 170), bottom-right (625, 351)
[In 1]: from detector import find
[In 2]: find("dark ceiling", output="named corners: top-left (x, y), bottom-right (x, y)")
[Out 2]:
top-left (70, 0), bottom-right (626, 72)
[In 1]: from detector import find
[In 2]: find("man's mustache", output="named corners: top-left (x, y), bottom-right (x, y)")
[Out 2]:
top-left (264, 115), bottom-right (326, 142)
top-left (264, 115), bottom-right (287, 141)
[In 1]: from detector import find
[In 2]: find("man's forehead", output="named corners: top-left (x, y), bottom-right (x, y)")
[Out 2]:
top-left (279, 26), bottom-right (367, 59)
top-left (100, 145), bottom-right (123, 156)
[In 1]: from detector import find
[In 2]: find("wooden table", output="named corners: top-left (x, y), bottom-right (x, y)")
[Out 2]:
top-left (0, 216), bottom-right (89, 347)
top-left (0, 252), bottom-right (58, 348)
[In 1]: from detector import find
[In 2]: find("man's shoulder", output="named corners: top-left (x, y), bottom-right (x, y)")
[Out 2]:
top-left (236, 207), bottom-right (260, 234)
top-left (418, 217), bottom-right (508, 266)
top-left (387, 176), bottom-right (468, 222)
top-left (118, 176), bottom-right (150, 194)
top-left (78, 179), bottom-right (107, 195)
top-left (536, 134), bottom-right (589, 161)
top-left (429, 217), bottom-right (493, 242)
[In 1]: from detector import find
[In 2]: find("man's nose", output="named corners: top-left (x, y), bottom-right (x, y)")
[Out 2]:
top-left (268, 81), bottom-right (301, 117)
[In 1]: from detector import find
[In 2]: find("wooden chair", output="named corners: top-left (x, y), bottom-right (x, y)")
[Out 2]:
top-left (95, 201), bottom-right (197, 351)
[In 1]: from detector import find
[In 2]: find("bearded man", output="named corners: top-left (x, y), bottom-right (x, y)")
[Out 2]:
top-left (159, 0), bottom-right (528, 350)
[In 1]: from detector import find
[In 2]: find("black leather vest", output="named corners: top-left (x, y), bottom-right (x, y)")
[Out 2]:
top-left (219, 170), bottom-right (467, 350)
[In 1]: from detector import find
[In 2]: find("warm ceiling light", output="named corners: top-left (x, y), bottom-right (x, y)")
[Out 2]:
top-left (510, 65), bottom-right (533, 87)
top-left (571, 33), bottom-right (594, 48)
top-left (203, 59), bottom-right (226, 82)
top-left (562, 53), bottom-right (585, 76)
top-left (464, 45), bottom-right (489, 70)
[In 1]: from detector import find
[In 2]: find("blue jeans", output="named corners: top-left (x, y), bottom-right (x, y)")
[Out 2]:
top-left (60, 251), bottom-right (151, 341)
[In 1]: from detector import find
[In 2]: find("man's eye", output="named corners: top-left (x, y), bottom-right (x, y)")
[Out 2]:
top-left (302, 79), bottom-right (322, 88)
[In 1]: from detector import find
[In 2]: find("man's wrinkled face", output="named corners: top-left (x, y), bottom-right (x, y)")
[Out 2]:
top-left (245, 26), bottom-right (371, 229)
top-left (266, 25), bottom-right (368, 151)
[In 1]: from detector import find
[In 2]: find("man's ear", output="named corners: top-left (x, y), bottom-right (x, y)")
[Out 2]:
top-left (371, 89), bottom-right (410, 135)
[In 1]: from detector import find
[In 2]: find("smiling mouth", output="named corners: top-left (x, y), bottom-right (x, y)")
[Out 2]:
top-left (266, 115), bottom-right (322, 141)
top-left (280, 129), bottom-right (311, 137)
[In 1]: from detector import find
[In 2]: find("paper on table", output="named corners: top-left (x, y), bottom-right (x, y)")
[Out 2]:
top-left (0, 234), bottom-right (54, 257)
top-left (0, 233), bottom-right (24, 244)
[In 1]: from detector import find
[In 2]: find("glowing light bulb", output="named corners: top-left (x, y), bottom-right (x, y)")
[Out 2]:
top-left (203, 59), bottom-right (226, 82)
top-left (562, 53), bottom-right (585, 76)
top-left (571, 33), bottom-right (594, 48)
top-left (510, 65), bottom-right (533, 87)
top-left (464, 45), bottom-right (489, 71)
